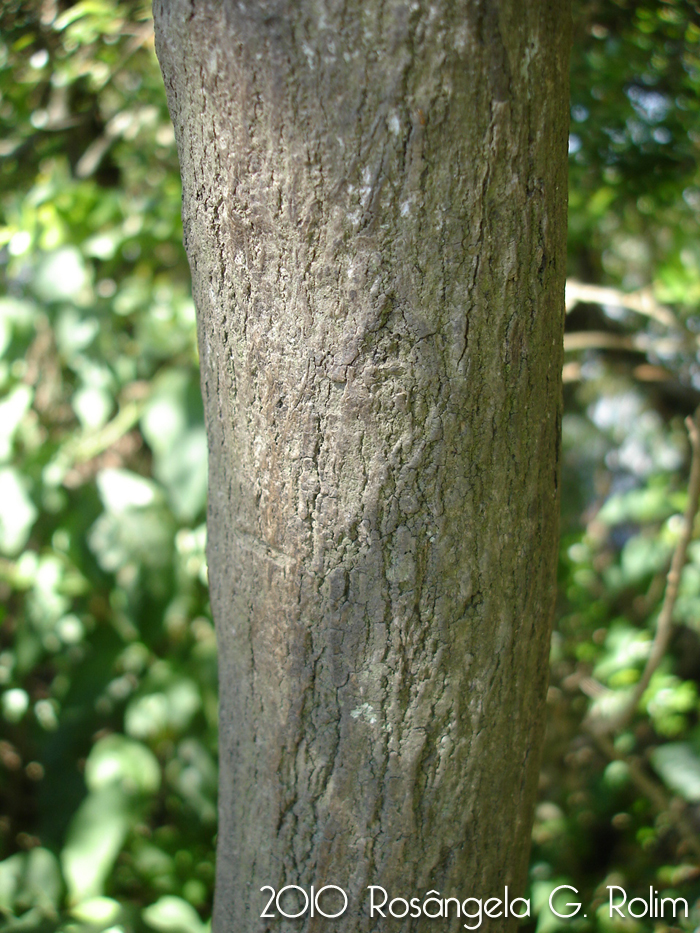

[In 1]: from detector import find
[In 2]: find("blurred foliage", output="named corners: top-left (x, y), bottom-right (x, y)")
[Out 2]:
top-left (533, 1), bottom-right (700, 931)
top-left (0, 2), bottom-right (214, 932)
top-left (3, 1), bottom-right (700, 933)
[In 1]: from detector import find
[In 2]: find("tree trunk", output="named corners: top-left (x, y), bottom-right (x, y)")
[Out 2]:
top-left (154, 2), bottom-right (570, 929)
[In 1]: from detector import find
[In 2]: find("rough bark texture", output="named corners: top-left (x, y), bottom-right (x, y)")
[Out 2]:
top-left (154, 2), bottom-right (570, 930)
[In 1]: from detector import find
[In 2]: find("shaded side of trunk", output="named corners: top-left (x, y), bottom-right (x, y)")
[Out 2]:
top-left (154, 2), bottom-right (570, 930)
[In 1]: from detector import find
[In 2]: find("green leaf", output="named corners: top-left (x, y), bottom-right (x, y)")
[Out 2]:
top-left (32, 248), bottom-right (89, 303)
top-left (597, 483), bottom-right (680, 525)
top-left (0, 854), bottom-right (24, 914)
top-left (166, 740), bottom-right (217, 825)
top-left (142, 897), bottom-right (206, 933)
top-left (19, 850), bottom-right (62, 915)
top-left (61, 787), bottom-right (134, 904)
top-left (0, 468), bottom-right (37, 556)
top-left (72, 386), bottom-right (113, 431)
top-left (593, 623), bottom-right (651, 683)
top-left (532, 880), bottom-right (577, 933)
top-left (651, 742), bottom-right (700, 802)
top-left (125, 679), bottom-right (200, 740)
top-left (1, 689), bottom-right (29, 724)
top-left (88, 506), bottom-right (174, 573)
top-left (141, 371), bottom-right (207, 521)
top-left (85, 735), bottom-right (161, 796)
top-left (153, 427), bottom-right (207, 523)
top-left (55, 308), bottom-right (99, 358)
top-left (70, 896), bottom-right (122, 925)
top-left (603, 760), bottom-right (631, 789)
top-left (0, 299), bottom-right (37, 349)
top-left (618, 534), bottom-right (672, 584)
top-left (0, 386), bottom-right (32, 462)
top-left (96, 469), bottom-right (158, 513)
top-left (0, 848), bottom-right (62, 917)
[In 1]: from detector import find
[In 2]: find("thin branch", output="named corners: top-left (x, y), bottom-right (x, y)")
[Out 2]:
top-left (564, 330), bottom-right (683, 355)
top-left (589, 732), bottom-right (700, 861)
top-left (44, 398), bottom-right (147, 486)
top-left (75, 22), bottom-right (154, 178)
top-left (564, 331), bottom-right (636, 352)
top-left (586, 406), bottom-right (700, 735)
top-left (565, 279), bottom-right (679, 329)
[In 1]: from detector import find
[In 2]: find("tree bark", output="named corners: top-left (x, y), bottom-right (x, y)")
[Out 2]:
top-left (154, 2), bottom-right (570, 930)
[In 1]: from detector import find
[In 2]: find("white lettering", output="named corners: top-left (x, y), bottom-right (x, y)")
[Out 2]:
top-left (315, 885), bottom-right (348, 919)
top-left (276, 884), bottom-right (308, 919)
top-left (389, 897), bottom-right (410, 919)
top-left (549, 885), bottom-right (581, 919)
top-left (423, 891), bottom-right (445, 918)
top-left (368, 885), bottom-right (388, 917)
top-left (462, 897), bottom-right (483, 930)
top-left (661, 897), bottom-right (688, 918)
top-left (608, 885), bottom-right (626, 918)
top-left (510, 897), bottom-right (531, 919)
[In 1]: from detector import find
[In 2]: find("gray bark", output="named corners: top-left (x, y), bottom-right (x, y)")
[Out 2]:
top-left (154, 1), bottom-right (570, 930)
